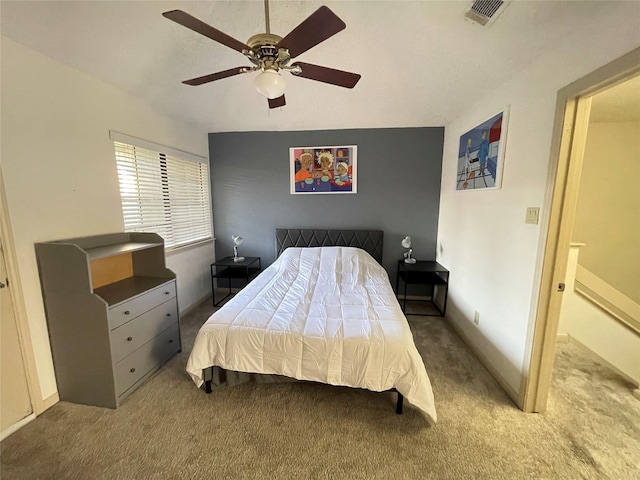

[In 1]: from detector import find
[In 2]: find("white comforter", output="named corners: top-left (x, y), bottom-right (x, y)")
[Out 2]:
top-left (186, 246), bottom-right (437, 423)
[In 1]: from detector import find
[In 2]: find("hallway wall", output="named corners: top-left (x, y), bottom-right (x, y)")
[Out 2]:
top-left (573, 121), bottom-right (640, 303)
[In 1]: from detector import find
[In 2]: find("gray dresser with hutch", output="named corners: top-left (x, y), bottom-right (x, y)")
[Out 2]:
top-left (36, 232), bottom-right (180, 408)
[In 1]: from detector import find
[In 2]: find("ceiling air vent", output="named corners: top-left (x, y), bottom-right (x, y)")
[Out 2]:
top-left (465, 0), bottom-right (508, 27)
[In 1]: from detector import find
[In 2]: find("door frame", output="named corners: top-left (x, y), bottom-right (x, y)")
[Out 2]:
top-left (0, 169), bottom-right (52, 416)
top-left (0, 235), bottom-right (35, 439)
top-left (522, 47), bottom-right (640, 412)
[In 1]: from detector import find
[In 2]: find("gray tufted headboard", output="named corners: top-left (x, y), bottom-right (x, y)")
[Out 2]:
top-left (275, 229), bottom-right (384, 264)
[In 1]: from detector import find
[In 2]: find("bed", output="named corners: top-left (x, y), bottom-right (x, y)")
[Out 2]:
top-left (186, 229), bottom-right (437, 423)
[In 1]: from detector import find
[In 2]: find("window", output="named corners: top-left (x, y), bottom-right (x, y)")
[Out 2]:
top-left (113, 135), bottom-right (212, 249)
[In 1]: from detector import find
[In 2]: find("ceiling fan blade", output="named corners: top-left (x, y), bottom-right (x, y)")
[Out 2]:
top-left (291, 62), bottom-right (361, 88)
top-left (183, 67), bottom-right (251, 86)
top-left (163, 10), bottom-right (250, 53)
top-left (268, 95), bottom-right (286, 109)
top-left (276, 6), bottom-right (346, 58)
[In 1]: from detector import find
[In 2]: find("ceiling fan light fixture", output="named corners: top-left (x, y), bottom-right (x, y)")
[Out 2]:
top-left (255, 69), bottom-right (286, 99)
top-left (163, 5), bottom-right (360, 108)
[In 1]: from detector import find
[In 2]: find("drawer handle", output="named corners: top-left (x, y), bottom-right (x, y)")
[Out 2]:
top-left (130, 368), bottom-right (136, 373)
top-left (127, 336), bottom-right (133, 342)
top-left (124, 310), bottom-right (131, 315)
top-left (166, 313), bottom-right (171, 317)
top-left (169, 339), bottom-right (174, 344)
top-left (165, 291), bottom-right (170, 295)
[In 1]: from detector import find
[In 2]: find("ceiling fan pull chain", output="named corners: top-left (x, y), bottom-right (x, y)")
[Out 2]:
top-left (264, 0), bottom-right (271, 34)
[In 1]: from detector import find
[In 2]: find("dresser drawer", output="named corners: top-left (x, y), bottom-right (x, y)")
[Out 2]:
top-left (108, 281), bottom-right (176, 329)
top-left (114, 324), bottom-right (180, 397)
top-left (110, 299), bottom-right (178, 362)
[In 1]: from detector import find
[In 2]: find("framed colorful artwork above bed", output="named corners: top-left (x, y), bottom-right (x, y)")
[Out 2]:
top-left (290, 145), bottom-right (357, 194)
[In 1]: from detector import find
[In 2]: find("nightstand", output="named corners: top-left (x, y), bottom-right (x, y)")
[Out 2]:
top-left (396, 260), bottom-right (449, 316)
top-left (211, 256), bottom-right (261, 306)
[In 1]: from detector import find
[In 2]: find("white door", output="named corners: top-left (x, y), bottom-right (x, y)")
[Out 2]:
top-left (0, 240), bottom-right (33, 433)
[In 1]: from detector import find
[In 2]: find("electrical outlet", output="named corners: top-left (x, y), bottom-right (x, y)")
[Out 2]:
top-left (473, 311), bottom-right (480, 325)
top-left (525, 207), bottom-right (540, 224)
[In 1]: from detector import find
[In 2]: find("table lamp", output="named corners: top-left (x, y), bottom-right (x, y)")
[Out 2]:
top-left (232, 235), bottom-right (245, 262)
top-left (401, 236), bottom-right (416, 264)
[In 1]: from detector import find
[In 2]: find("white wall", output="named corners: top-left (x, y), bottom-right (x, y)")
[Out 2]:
top-left (1, 37), bottom-right (213, 401)
top-left (573, 121), bottom-right (640, 304)
top-left (437, 18), bottom-right (640, 394)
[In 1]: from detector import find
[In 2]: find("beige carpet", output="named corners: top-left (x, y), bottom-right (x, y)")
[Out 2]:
top-left (1, 299), bottom-right (638, 479)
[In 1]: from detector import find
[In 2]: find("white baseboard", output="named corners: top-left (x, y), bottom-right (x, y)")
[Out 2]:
top-left (569, 337), bottom-right (639, 388)
top-left (1, 413), bottom-right (36, 441)
top-left (180, 292), bottom-right (213, 317)
top-left (37, 391), bottom-right (59, 413)
top-left (445, 318), bottom-right (520, 407)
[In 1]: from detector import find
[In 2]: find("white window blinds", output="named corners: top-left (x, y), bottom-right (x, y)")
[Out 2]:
top-left (114, 140), bottom-right (212, 249)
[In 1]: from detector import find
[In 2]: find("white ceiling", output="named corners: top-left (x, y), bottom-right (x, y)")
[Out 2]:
top-left (1, 1), bottom-right (638, 133)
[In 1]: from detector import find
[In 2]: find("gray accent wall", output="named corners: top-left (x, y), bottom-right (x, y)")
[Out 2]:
top-left (208, 128), bottom-right (444, 279)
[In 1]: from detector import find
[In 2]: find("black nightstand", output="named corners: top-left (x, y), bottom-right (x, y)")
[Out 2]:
top-left (211, 256), bottom-right (261, 306)
top-left (396, 260), bottom-right (449, 316)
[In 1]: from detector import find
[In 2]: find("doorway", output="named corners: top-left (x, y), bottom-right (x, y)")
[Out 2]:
top-left (555, 75), bottom-right (640, 386)
top-left (0, 171), bottom-right (43, 439)
top-left (523, 47), bottom-right (640, 413)
top-left (0, 238), bottom-right (34, 438)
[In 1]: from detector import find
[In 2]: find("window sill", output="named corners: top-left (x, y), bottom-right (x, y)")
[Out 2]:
top-left (165, 238), bottom-right (214, 256)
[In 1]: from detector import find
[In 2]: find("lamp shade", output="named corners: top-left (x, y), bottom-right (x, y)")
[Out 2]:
top-left (255, 69), bottom-right (286, 99)
top-left (401, 236), bottom-right (412, 248)
top-left (232, 235), bottom-right (244, 246)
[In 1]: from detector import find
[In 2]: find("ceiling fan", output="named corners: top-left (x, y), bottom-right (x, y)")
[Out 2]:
top-left (162, 1), bottom-right (361, 109)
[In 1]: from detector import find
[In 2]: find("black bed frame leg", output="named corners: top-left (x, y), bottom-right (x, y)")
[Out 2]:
top-left (396, 392), bottom-right (404, 414)
top-left (204, 367), bottom-right (213, 394)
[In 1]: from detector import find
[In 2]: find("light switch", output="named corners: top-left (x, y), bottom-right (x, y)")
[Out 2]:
top-left (525, 207), bottom-right (540, 224)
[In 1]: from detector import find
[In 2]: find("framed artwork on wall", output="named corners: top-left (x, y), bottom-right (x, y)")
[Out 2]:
top-left (290, 145), bottom-right (357, 194)
top-left (456, 108), bottom-right (509, 191)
